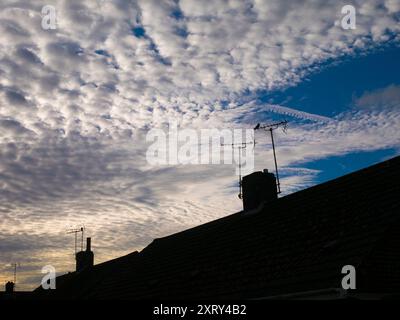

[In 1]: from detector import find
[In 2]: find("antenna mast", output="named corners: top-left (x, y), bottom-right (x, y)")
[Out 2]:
top-left (254, 120), bottom-right (288, 194)
top-left (221, 140), bottom-right (254, 199)
top-left (10, 262), bottom-right (20, 289)
top-left (67, 226), bottom-right (85, 256)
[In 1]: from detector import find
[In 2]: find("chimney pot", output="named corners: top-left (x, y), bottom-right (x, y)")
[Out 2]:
top-left (86, 237), bottom-right (91, 251)
top-left (5, 281), bottom-right (14, 294)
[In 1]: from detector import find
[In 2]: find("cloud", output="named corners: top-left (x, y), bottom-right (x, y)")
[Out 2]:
top-left (0, 0), bottom-right (399, 289)
top-left (354, 84), bottom-right (400, 109)
top-left (0, 119), bottom-right (33, 136)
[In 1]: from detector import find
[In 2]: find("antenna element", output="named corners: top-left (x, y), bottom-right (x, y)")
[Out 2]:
top-left (67, 226), bottom-right (85, 257)
top-left (221, 140), bottom-right (255, 199)
top-left (254, 120), bottom-right (288, 194)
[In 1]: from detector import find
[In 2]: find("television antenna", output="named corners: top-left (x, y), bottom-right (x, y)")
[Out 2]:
top-left (221, 139), bottom-right (255, 199)
top-left (11, 262), bottom-right (20, 284)
top-left (254, 120), bottom-right (288, 194)
top-left (67, 226), bottom-right (85, 256)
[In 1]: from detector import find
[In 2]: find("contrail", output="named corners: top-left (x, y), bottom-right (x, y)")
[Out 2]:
top-left (221, 100), bottom-right (333, 124)
top-left (264, 104), bottom-right (333, 123)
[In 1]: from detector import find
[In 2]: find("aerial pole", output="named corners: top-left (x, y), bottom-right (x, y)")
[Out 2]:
top-left (269, 126), bottom-right (280, 193)
top-left (254, 120), bottom-right (288, 194)
top-left (81, 227), bottom-right (84, 252)
top-left (10, 262), bottom-right (20, 289)
top-left (221, 140), bottom-right (255, 199)
top-left (12, 263), bottom-right (17, 283)
top-left (67, 226), bottom-right (85, 257)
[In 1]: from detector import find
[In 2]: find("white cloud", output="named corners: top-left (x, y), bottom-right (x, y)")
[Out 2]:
top-left (0, 0), bottom-right (399, 289)
top-left (354, 84), bottom-right (400, 109)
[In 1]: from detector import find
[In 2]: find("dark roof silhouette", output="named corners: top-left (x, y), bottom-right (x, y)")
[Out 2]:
top-left (35, 155), bottom-right (400, 299)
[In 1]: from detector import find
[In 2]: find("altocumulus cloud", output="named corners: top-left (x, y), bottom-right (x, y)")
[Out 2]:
top-left (0, 0), bottom-right (400, 289)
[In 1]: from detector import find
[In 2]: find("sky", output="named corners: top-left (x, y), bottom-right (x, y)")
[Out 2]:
top-left (0, 0), bottom-right (400, 290)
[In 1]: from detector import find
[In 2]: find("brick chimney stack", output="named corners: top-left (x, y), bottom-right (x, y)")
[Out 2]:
top-left (242, 169), bottom-right (278, 211)
top-left (76, 237), bottom-right (94, 272)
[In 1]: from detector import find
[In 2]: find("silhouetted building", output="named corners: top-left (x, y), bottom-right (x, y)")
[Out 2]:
top-left (0, 281), bottom-right (33, 301)
top-left (34, 155), bottom-right (400, 300)
top-left (76, 237), bottom-right (94, 272)
top-left (242, 169), bottom-right (277, 211)
top-left (5, 282), bottom-right (14, 294)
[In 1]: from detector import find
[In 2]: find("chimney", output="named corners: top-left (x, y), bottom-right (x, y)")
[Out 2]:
top-left (76, 237), bottom-right (94, 272)
top-left (5, 281), bottom-right (14, 294)
top-left (86, 237), bottom-right (91, 252)
top-left (242, 169), bottom-right (278, 211)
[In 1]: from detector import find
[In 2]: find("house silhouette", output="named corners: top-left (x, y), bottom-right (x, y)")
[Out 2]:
top-left (34, 155), bottom-right (400, 300)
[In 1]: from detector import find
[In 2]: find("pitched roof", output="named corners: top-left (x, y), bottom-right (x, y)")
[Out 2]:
top-left (36, 155), bottom-right (400, 299)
